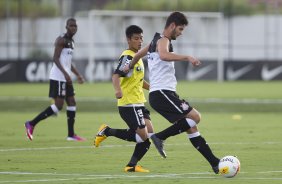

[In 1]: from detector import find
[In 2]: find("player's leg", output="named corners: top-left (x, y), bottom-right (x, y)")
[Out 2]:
top-left (124, 138), bottom-right (151, 172)
top-left (25, 101), bottom-right (61, 141)
top-left (27, 99), bottom-right (62, 127)
top-left (96, 125), bottom-right (149, 146)
top-left (94, 106), bottom-right (151, 172)
top-left (24, 80), bottom-right (63, 140)
top-left (97, 120), bottom-right (151, 172)
top-left (94, 106), bottom-right (146, 147)
top-left (95, 125), bottom-right (136, 146)
top-left (149, 90), bottom-right (193, 140)
top-left (123, 125), bottom-right (151, 171)
top-left (124, 107), bottom-right (151, 172)
top-left (94, 121), bottom-right (151, 148)
top-left (65, 84), bottom-right (85, 141)
top-left (145, 118), bottom-right (154, 135)
top-left (149, 114), bottom-right (194, 159)
top-left (186, 108), bottom-right (220, 174)
top-left (142, 108), bottom-right (167, 158)
top-left (153, 118), bottom-right (193, 140)
top-left (66, 96), bottom-right (76, 138)
top-left (94, 107), bottom-right (147, 147)
top-left (137, 107), bottom-right (153, 140)
top-left (149, 90), bottom-right (219, 172)
top-left (143, 107), bottom-right (154, 138)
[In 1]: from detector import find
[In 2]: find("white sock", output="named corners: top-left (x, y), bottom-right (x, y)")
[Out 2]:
top-left (135, 134), bottom-right (144, 143)
top-left (148, 133), bottom-right (154, 138)
top-left (186, 118), bottom-right (196, 128)
top-left (188, 131), bottom-right (201, 139)
top-left (51, 104), bottom-right (59, 114)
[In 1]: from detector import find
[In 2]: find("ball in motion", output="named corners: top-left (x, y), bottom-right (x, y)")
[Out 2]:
top-left (218, 155), bottom-right (240, 178)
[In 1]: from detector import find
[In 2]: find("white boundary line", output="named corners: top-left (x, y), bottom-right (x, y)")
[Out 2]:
top-left (0, 171), bottom-right (282, 183)
top-left (0, 141), bottom-right (281, 152)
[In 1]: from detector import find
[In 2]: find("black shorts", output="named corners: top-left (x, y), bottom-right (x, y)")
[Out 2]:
top-left (49, 80), bottom-right (75, 98)
top-left (118, 106), bottom-right (151, 130)
top-left (149, 90), bottom-right (193, 123)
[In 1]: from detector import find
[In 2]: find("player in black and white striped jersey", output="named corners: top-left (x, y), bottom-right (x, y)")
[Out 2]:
top-left (125, 12), bottom-right (220, 174)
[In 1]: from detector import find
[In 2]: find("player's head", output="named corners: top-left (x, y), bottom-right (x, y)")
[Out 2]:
top-left (165, 12), bottom-right (188, 40)
top-left (66, 18), bottom-right (77, 37)
top-left (125, 25), bottom-right (143, 52)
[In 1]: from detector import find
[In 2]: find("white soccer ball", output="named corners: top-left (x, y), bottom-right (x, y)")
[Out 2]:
top-left (218, 156), bottom-right (240, 178)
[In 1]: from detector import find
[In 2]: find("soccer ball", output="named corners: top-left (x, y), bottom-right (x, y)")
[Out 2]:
top-left (218, 156), bottom-right (240, 178)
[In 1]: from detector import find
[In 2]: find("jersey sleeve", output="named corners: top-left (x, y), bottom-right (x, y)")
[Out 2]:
top-left (114, 55), bottom-right (133, 77)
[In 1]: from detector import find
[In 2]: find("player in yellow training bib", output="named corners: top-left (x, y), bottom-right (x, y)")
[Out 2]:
top-left (94, 25), bottom-right (166, 173)
top-left (115, 49), bottom-right (146, 106)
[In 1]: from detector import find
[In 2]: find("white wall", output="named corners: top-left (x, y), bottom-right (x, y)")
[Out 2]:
top-left (0, 15), bottom-right (282, 60)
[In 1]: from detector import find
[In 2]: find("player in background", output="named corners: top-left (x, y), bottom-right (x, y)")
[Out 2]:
top-left (94, 25), bottom-right (165, 173)
top-left (124, 12), bottom-right (220, 174)
top-left (24, 18), bottom-right (86, 142)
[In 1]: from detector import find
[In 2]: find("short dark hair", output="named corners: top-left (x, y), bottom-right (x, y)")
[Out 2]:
top-left (125, 25), bottom-right (143, 38)
top-left (165, 12), bottom-right (188, 28)
top-left (66, 18), bottom-right (76, 25)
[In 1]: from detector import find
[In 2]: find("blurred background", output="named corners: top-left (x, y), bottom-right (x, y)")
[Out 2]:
top-left (1, 0), bottom-right (282, 82)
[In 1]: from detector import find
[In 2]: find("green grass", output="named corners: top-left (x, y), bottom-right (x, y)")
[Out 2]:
top-left (0, 81), bottom-right (281, 112)
top-left (0, 81), bottom-right (282, 184)
top-left (1, 81), bottom-right (281, 99)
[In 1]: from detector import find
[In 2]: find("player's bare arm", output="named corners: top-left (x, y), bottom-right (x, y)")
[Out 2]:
top-left (158, 37), bottom-right (201, 66)
top-left (123, 44), bottom-right (149, 72)
top-left (53, 37), bottom-right (72, 84)
top-left (142, 80), bottom-right (150, 91)
top-left (112, 73), bottom-right (123, 99)
top-left (71, 64), bottom-right (84, 84)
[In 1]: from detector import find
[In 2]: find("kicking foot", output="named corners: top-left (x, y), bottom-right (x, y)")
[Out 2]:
top-left (151, 134), bottom-right (167, 158)
top-left (94, 124), bottom-right (109, 147)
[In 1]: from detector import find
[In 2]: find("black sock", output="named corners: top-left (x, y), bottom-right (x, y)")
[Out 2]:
top-left (67, 110), bottom-right (75, 137)
top-left (190, 135), bottom-right (219, 167)
top-left (127, 139), bottom-right (151, 167)
top-left (105, 128), bottom-right (136, 142)
top-left (156, 118), bottom-right (190, 140)
top-left (30, 106), bottom-right (55, 126)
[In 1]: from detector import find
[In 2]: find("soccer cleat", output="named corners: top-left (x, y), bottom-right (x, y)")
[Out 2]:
top-left (212, 165), bottom-right (219, 174)
top-left (151, 134), bottom-right (167, 158)
top-left (124, 165), bottom-right (149, 173)
top-left (25, 121), bottom-right (34, 141)
top-left (94, 124), bottom-right (109, 147)
top-left (211, 159), bottom-right (220, 174)
top-left (66, 135), bottom-right (86, 141)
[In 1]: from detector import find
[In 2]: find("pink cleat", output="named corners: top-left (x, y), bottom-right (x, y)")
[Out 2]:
top-left (66, 134), bottom-right (86, 141)
top-left (25, 121), bottom-right (34, 141)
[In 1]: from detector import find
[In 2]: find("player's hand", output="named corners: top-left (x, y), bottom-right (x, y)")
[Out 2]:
top-left (77, 75), bottom-right (85, 84)
top-left (115, 90), bottom-right (123, 99)
top-left (122, 61), bottom-right (131, 73)
top-left (189, 56), bottom-right (201, 67)
top-left (65, 74), bottom-right (72, 85)
top-left (123, 65), bottom-right (129, 73)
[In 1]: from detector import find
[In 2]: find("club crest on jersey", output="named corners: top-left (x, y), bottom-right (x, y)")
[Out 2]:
top-left (180, 102), bottom-right (189, 111)
top-left (67, 41), bottom-right (74, 49)
top-left (67, 50), bottom-right (73, 55)
top-left (62, 83), bottom-right (66, 89)
top-left (136, 66), bottom-right (144, 72)
top-left (61, 83), bottom-right (66, 96)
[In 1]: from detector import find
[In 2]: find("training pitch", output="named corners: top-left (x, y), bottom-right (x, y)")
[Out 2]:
top-left (0, 81), bottom-right (281, 184)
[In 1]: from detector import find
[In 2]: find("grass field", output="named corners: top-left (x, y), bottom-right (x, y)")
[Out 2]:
top-left (0, 81), bottom-right (281, 184)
